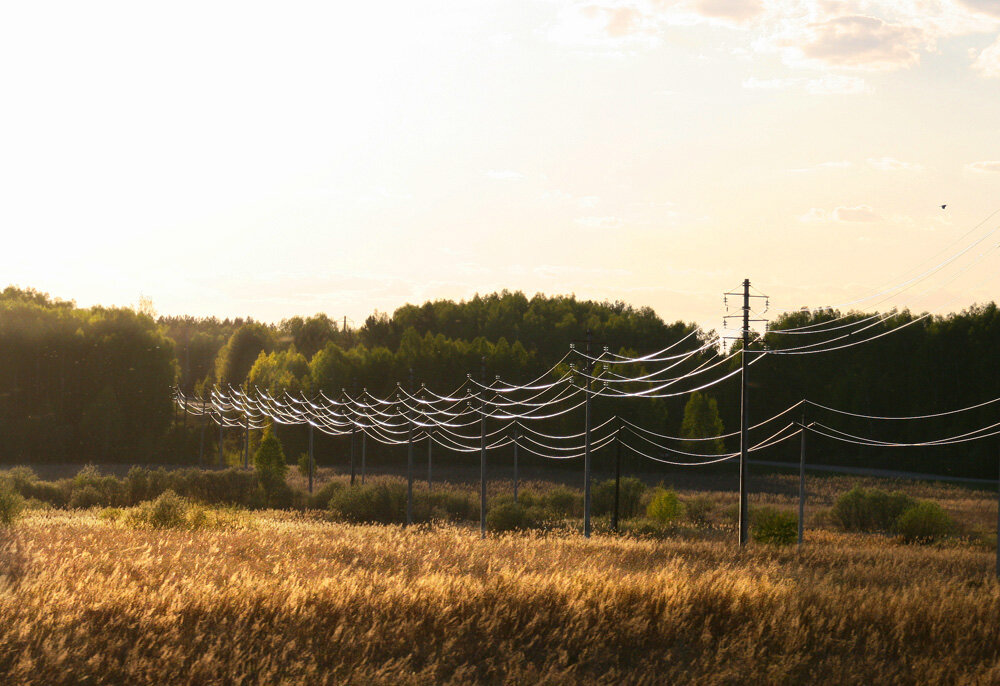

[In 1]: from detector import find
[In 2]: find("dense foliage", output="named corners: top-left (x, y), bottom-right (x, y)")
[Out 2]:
top-left (5, 285), bottom-right (1000, 478)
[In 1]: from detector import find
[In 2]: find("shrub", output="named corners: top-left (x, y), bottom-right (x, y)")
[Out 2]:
top-left (69, 485), bottom-right (104, 509)
top-left (541, 487), bottom-right (582, 518)
top-left (895, 502), bottom-right (955, 543)
top-left (830, 487), bottom-right (915, 533)
top-left (592, 478), bottom-right (647, 519)
top-left (128, 490), bottom-right (189, 529)
top-left (309, 480), bottom-right (345, 509)
top-left (328, 482), bottom-right (403, 524)
top-left (297, 453), bottom-right (312, 478)
top-left (751, 507), bottom-right (797, 545)
top-left (646, 488), bottom-right (684, 524)
top-left (254, 429), bottom-right (288, 493)
top-left (487, 501), bottom-right (530, 532)
top-left (0, 483), bottom-right (25, 526)
top-left (685, 495), bottom-right (716, 524)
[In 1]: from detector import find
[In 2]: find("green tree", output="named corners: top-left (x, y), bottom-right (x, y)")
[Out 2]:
top-left (253, 427), bottom-right (288, 492)
top-left (680, 392), bottom-right (726, 454)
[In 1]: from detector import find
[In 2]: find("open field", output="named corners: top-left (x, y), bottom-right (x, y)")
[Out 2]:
top-left (1, 478), bottom-right (999, 685)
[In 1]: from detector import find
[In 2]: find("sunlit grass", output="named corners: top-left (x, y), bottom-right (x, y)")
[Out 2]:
top-left (1, 498), bottom-right (998, 684)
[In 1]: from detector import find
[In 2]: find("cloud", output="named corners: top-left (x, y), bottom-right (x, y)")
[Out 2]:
top-left (804, 73), bottom-right (869, 94)
top-left (743, 73), bottom-right (869, 94)
top-left (867, 157), bottom-right (923, 171)
top-left (787, 160), bottom-right (852, 173)
top-left (790, 15), bottom-right (927, 71)
top-left (959, 0), bottom-right (1000, 19)
top-left (799, 204), bottom-right (882, 222)
top-left (968, 160), bottom-right (1000, 173)
top-left (693, 0), bottom-right (764, 24)
top-left (485, 169), bottom-right (526, 181)
top-left (834, 205), bottom-right (881, 222)
top-left (973, 34), bottom-right (1000, 77)
top-left (574, 216), bottom-right (624, 229)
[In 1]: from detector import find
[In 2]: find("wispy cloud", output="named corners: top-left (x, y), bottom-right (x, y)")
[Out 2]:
top-left (799, 204), bottom-right (882, 222)
top-left (968, 160), bottom-right (1000, 173)
top-left (485, 169), bottom-right (526, 181)
top-left (787, 160), bottom-right (852, 173)
top-left (867, 157), bottom-right (923, 171)
top-left (574, 216), bottom-right (624, 229)
top-left (972, 34), bottom-right (1000, 77)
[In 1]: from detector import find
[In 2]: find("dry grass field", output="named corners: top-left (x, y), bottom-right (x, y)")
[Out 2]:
top-left (1, 476), bottom-right (999, 686)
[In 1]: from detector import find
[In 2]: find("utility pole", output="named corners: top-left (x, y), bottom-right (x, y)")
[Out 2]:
top-left (350, 416), bottom-right (357, 487)
top-left (739, 280), bottom-right (750, 546)
top-left (406, 370), bottom-right (414, 527)
top-left (243, 414), bottom-right (249, 470)
top-left (996, 445), bottom-right (999, 579)
top-left (218, 417), bottom-right (224, 467)
top-left (724, 279), bottom-right (767, 548)
top-left (613, 416), bottom-right (622, 533)
top-left (427, 429), bottom-right (433, 489)
top-left (308, 422), bottom-right (314, 495)
top-left (361, 431), bottom-right (367, 485)
top-left (512, 425), bottom-right (519, 504)
top-left (480, 356), bottom-right (487, 539)
top-left (584, 330), bottom-right (593, 538)
top-left (798, 412), bottom-right (806, 548)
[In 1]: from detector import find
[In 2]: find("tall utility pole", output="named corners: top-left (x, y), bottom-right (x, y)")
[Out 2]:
top-left (798, 412), bottom-right (806, 548)
top-left (724, 279), bottom-right (767, 548)
top-left (739, 279), bottom-right (750, 546)
top-left (308, 422), bottom-right (314, 495)
top-left (512, 425), bottom-right (519, 504)
top-left (583, 330), bottom-right (593, 538)
top-left (427, 429), bottom-right (433, 489)
top-left (612, 416), bottom-right (622, 533)
top-left (406, 371), bottom-right (414, 527)
top-left (480, 356), bottom-right (487, 539)
top-left (243, 415), bottom-right (249, 469)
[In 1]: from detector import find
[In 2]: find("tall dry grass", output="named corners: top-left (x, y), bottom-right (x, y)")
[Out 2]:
top-left (1, 507), bottom-right (999, 685)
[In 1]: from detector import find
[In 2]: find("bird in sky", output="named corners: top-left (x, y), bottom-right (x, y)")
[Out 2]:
top-left (941, 204), bottom-right (947, 209)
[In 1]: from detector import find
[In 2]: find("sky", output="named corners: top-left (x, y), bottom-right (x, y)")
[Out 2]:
top-left (1, 0), bottom-right (998, 335)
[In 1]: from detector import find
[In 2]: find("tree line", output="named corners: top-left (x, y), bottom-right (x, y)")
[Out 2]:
top-left (2, 286), bottom-right (998, 477)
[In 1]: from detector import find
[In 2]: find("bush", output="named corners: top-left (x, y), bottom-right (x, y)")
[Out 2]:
top-left (592, 478), bottom-right (646, 519)
top-left (751, 507), bottom-right (797, 545)
top-left (685, 495), bottom-right (716, 524)
top-left (0, 483), bottom-right (25, 526)
top-left (254, 429), bottom-right (288, 493)
top-left (308, 480), bottom-right (345, 509)
top-left (646, 488), bottom-right (684, 524)
top-left (297, 453), bottom-right (312, 478)
top-left (69, 485), bottom-right (104, 509)
top-left (541, 487), bottom-right (582, 518)
top-left (128, 490), bottom-right (189, 529)
top-left (830, 487), bottom-right (915, 533)
top-left (895, 502), bottom-right (955, 543)
top-left (328, 482), bottom-right (404, 524)
top-left (487, 501), bottom-right (530, 532)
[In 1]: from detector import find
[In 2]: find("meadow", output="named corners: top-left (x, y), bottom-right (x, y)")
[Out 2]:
top-left (0, 469), bottom-right (998, 684)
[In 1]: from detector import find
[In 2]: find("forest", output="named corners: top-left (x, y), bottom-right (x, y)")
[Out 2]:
top-left (1, 286), bottom-right (998, 477)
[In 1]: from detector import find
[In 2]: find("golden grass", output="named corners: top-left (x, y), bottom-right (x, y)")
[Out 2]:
top-left (2, 505), bottom-right (999, 685)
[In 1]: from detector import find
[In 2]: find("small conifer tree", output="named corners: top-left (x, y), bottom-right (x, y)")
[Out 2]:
top-left (680, 392), bottom-right (726, 454)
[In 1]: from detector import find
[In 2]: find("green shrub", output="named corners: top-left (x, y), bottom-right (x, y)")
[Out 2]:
top-left (19, 479), bottom-right (68, 508)
top-left (254, 429), bottom-right (288, 493)
top-left (487, 501), bottom-right (530, 532)
top-left (685, 495), bottom-right (716, 524)
top-left (751, 507), bottom-right (797, 545)
top-left (895, 501), bottom-right (955, 543)
top-left (297, 453), bottom-right (312, 478)
top-left (646, 488), bottom-right (684, 524)
top-left (128, 490), bottom-right (189, 529)
top-left (328, 482), bottom-right (403, 524)
top-left (541, 486), bottom-right (582, 518)
top-left (592, 478), bottom-right (646, 519)
top-left (69, 485), bottom-right (104, 509)
top-left (5, 466), bottom-right (37, 493)
top-left (308, 480), bottom-right (345, 509)
top-left (830, 487), bottom-right (915, 532)
top-left (0, 483), bottom-right (25, 526)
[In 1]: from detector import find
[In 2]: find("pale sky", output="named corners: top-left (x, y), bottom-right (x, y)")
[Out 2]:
top-left (1, 0), bottom-right (999, 335)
